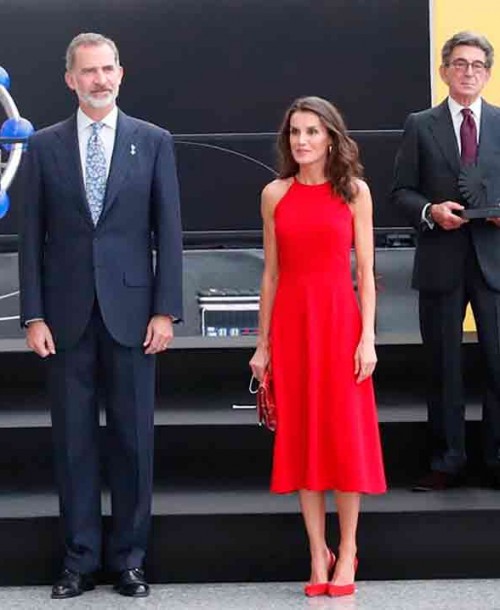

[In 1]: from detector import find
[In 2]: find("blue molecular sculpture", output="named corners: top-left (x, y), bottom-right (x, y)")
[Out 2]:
top-left (0, 65), bottom-right (34, 218)
top-left (0, 190), bottom-right (9, 219)
top-left (0, 117), bottom-right (35, 151)
top-left (0, 66), bottom-right (10, 90)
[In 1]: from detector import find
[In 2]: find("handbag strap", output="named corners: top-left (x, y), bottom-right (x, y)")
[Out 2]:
top-left (249, 341), bottom-right (272, 393)
top-left (248, 375), bottom-right (260, 394)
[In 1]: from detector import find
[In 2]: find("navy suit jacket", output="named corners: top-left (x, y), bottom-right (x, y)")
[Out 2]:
top-left (19, 109), bottom-right (183, 348)
top-left (392, 99), bottom-right (500, 293)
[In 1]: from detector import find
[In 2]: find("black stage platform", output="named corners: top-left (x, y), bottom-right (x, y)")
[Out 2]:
top-left (0, 249), bottom-right (496, 586)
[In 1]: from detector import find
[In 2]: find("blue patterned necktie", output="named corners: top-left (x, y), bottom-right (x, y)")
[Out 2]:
top-left (85, 122), bottom-right (107, 225)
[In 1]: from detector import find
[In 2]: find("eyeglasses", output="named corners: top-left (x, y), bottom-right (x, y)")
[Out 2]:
top-left (448, 59), bottom-right (488, 73)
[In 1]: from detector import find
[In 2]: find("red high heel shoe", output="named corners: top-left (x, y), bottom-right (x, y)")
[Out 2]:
top-left (303, 548), bottom-right (336, 597)
top-left (327, 557), bottom-right (358, 597)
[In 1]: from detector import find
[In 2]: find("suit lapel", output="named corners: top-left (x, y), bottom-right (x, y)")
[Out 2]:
top-left (428, 100), bottom-right (460, 175)
top-left (100, 110), bottom-right (138, 222)
top-left (54, 116), bottom-right (94, 227)
top-left (477, 100), bottom-right (497, 163)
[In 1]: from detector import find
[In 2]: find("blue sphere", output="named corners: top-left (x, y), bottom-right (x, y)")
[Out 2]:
top-left (0, 117), bottom-right (35, 151)
top-left (0, 66), bottom-right (10, 90)
top-left (0, 191), bottom-right (10, 219)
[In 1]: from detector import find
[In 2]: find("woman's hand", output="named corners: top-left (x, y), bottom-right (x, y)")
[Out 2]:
top-left (249, 344), bottom-right (270, 382)
top-left (354, 336), bottom-right (377, 384)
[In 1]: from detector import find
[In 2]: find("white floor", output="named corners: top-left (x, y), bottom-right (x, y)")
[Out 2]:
top-left (2, 580), bottom-right (500, 610)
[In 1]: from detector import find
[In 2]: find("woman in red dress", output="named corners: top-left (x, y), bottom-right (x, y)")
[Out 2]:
top-left (250, 97), bottom-right (386, 597)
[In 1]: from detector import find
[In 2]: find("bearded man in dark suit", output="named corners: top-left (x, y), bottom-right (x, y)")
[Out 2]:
top-left (19, 32), bottom-right (183, 597)
top-left (392, 31), bottom-right (500, 492)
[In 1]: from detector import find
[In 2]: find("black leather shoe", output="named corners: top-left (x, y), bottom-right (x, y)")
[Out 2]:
top-left (51, 568), bottom-right (95, 599)
top-left (412, 470), bottom-right (464, 492)
top-left (114, 568), bottom-right (150, 597)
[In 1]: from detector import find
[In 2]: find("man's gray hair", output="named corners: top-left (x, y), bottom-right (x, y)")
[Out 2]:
top-left (65, 33), bottom-right (120, 71)
top-left (441, 31), bottom-right (494, 68)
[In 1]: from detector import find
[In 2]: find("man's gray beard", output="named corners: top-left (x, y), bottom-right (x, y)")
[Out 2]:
top-left (79, 90), bottom-right (118, 109)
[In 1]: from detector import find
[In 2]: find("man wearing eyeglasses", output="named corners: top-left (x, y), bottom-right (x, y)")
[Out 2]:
top-left (392, 31), bottom-right (500, 491)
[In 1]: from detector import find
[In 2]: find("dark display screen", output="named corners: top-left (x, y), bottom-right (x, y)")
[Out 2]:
top-left (0, 0), bottom-right (429, 240)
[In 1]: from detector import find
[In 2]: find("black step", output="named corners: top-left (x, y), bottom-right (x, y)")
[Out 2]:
top-left (1, 486), bottom-right (500, 585)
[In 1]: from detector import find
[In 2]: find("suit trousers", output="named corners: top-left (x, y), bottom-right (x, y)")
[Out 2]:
top-left (419, 234), bottom-right (500, 474)
top-left (47, 301), bottom-right (155, 573)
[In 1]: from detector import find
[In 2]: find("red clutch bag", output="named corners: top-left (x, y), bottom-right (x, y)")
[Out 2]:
top-left (249, 368), bottom-right (277, 432)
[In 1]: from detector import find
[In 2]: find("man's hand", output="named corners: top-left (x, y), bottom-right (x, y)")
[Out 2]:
top-left (26, 321), bottom-right (56, 358)
top-left (430, 201), bottom-right (468, 230)
top-left (143, 315), bottom-right (174, 354)
top-left (487, 218), bottom-right (500, 228)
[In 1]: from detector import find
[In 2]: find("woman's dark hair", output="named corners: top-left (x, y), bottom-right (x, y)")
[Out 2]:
top-left (277, 96), bottom-right (363, 203)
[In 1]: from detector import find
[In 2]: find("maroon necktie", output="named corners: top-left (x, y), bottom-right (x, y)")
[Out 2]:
top-left (460, 108), bottom-right (477, 165)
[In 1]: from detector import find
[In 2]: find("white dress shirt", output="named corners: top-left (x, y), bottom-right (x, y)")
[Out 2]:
top-left (77, 105), bottom-right (118, 181)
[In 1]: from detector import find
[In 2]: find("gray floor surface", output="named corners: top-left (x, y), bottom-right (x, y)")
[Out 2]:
top-left (1, 580), bottom-right (500, 610)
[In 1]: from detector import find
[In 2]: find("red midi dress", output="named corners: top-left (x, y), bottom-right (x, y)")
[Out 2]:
top-left (269, 179), bottom-right (387, 494)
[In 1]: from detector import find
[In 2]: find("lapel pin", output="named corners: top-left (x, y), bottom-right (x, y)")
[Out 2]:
top-left (130, 144), bottom-right (137, 156)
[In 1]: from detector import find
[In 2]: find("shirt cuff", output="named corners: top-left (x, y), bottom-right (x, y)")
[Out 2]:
top-left (421, 203), bottom-right (435, 229)
top-left (25, 318), bottom-right (44, 326)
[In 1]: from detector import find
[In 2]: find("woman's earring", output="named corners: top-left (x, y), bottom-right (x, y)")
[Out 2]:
top-left (328, 145), bottom-right (332, 154)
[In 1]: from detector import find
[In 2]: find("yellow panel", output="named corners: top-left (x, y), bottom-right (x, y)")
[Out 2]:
top-left (463, 303), bottom-right (476, 332)
top-left (431, 0), bottom-right (500, 105)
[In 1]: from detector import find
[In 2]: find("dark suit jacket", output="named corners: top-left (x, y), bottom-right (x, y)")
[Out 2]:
top-left (392, 98), bottom-right (500, 293)
top-left (19, 110), bottom-right (183, 348)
